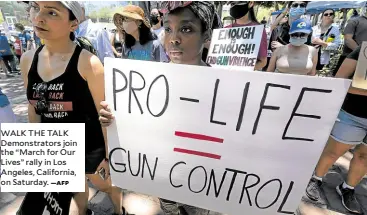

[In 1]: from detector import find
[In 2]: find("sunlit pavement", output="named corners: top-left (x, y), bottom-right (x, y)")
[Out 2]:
top-left (0, 75), bottom-right (366, 215)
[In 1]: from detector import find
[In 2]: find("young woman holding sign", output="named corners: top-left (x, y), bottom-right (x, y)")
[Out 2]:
top-left (99, 1), bottom-right (218, 214)
top-left (305, 46), bottom-right (367, 214)
top-left (20, 2), bottom-right (124, 215)
top-left (225, 1), bottom-right (268, 70)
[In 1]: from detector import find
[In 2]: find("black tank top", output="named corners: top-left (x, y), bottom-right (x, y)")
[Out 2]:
top-left (26, 45), bottom-right (105, 153)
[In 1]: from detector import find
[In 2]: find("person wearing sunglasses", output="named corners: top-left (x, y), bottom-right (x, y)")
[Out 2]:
top-left (305, 45), bottom-right (366, 214)
top-left (226, 1), bottom-right (268, 70)
top-left (99, 1), bottom-right (219, 214)
top-left (332, 7), bottom-right (367, 76)
top-left (19, 2), bottom-right (125, 215)
top-left (113, 5), bottom-right (168, 62)
top-left (311, 9), bottom-right (341, 72)
top-left (266, 18), bottom-right (317, 76)
top-left (270, 1), bottom-right (311, 50)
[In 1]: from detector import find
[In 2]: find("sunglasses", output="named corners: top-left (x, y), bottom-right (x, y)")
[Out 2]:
top-left (290, 33), bottom-right (307, 38)
top-left (323, 13), bottom-right (334, 17)
top-left (35, 82), bottom-right (48, 114)
top-left (291, 3), bottom-right (307, 8)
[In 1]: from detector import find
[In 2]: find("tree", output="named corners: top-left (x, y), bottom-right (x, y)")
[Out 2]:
top-left (97, 7), bottom-right (113, 19)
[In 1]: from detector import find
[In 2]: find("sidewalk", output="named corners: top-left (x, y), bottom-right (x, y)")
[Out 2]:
top-left (0, 75), bottom-right (366, 215)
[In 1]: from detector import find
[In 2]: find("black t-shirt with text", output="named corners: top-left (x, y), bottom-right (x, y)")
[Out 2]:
top-left (341, 46), bottom-right (367, 118)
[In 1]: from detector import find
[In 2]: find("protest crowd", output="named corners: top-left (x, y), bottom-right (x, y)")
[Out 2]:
top-left (0, 1), bottom-right (366, 215)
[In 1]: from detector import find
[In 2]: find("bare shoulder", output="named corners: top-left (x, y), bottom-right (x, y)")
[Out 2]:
top-left (77, 49), bottom-right (104, 79)
top-left (20, 49), bottom-right (37, 77)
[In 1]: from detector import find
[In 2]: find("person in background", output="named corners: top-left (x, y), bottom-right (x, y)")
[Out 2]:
top-left (350, 9), bottom-right (360, 20)
top-left (132, 1), bottom-right (159, 21)
top-left (0, 34), bottom-right (16, 76)
top-left (20, 2), bottom-right (123, 215)
top-left (312, 9), bottom-right (340, 72)
top-left (267, 18), bottom-right (317, 76)
top-left (113, 5), bottom-right (168, 62)
top-left (226, 1), bottom-right (267, 70)
top-left (99, 1), bottom-right (219, 214)
top-left (13, 35), bottom-right (23, 62)
top-left (332, 8), bottom-right (367, 76)
top-left (0, 88), bottom-right (17, 123)
top-left (75, 2), bottom-right (115, 64)
top-left (15, 23), bottom-right (31, 54)
top-left (260, 16), bottom-right (267, 25)
top-left (305, 46), bottom-right (366, 214)
top-left (270, 1), bottom-right (311, 50)
top-left (150, 10), bottom-right (164, 37)
top-left (263, 12), bottom-right (289, 71)
top-left (110, 27), bottom-right (125, 58)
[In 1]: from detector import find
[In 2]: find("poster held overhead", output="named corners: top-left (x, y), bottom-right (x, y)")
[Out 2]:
top-left (206, 25), bottom-right (264, 71)
top-left (104, 58), bottom-right (350, 215)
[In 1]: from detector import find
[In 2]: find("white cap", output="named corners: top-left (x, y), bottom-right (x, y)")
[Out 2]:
top-left (60, 1), bottom-right (83, 22)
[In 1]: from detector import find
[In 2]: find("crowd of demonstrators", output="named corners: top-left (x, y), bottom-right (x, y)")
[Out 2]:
top-left (269, 1), bottom-right (311, 52)
top-left (5, 0), bottom-right (366, 214)
top-left (19, 2), bottom-right (123, 215)
top-left (311, 9), bottom-right (341, 71)
top-left (113, 5), bottom-right (167, 62)
top-left (267, 18), bottom-right (317, 76)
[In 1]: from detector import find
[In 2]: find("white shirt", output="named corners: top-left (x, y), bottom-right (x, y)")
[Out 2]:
top-left (75, 19), bottom-right (115, 64)
top-left (311, 24), bottom-right (341, 65)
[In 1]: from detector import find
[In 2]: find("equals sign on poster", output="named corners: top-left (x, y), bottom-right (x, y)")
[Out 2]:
top-left (174, 131), bottom-right (223, 160)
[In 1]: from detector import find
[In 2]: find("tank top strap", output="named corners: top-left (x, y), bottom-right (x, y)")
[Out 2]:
top-left (64, 45), bottom-right (83, 73)
top-left (28, 45), bottom-right (44, 77)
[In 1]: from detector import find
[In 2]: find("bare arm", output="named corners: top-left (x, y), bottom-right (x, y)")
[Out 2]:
top-left (310, 48), bottom-right (317, 76)
top-left (266, 50), bottom-right (278, 72)
top-left (271, 12), bottom-right (286, 32)
top-left (335, 58), bottom-right (367, 96)
top-left (344, 34), bottom-right (359, 51)
top-left (78, 50), bottom-right (108, 157)
top-left (20, 49), bottom-right (41, 123)
top-left (255, 57), bottom-right (267, 71)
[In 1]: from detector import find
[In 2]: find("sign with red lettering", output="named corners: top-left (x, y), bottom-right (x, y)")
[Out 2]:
top-left (104, 58), bottom-right (350, 215)
top-left (206, 25), bottom-right (264, 71)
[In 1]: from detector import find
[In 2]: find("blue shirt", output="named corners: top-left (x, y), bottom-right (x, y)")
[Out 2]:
top-left (0, 35), bottom-right (12, 56)
top-left (19, 32), bottom-right (31, 49)
top-left (0, 88), bottom-right (10, 108)
top-left (75, 19), bottom-right (115, 64)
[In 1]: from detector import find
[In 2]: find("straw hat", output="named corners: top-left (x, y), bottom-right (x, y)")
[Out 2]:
top-left (113, 5), bottom-right (151, 29)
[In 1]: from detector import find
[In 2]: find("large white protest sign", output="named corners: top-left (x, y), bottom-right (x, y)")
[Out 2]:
top-left (104, 58), bottom-right (350, 215)
top-left (352, 41), bottom-right (367, 90)
top-left (206, 25), bottom-right (264, 71)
